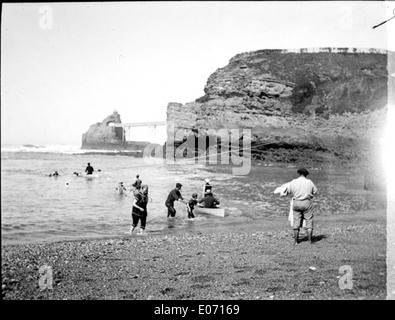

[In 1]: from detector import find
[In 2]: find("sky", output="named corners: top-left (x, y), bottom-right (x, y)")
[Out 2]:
top-left (1, 1), bottom-right (394, 145)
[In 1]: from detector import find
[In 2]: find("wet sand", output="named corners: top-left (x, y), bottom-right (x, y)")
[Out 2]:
top-left (1, 208), bottom-right (386, 300)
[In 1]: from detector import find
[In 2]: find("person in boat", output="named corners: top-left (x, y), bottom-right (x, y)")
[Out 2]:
top-left (187, 193), bottom-right (198, 219)
top-left (85, 163), bottom-right (94, 175)
top-left (198, 192), bottom-right (220, 208)
top-left (282, 167), bottom-right (318, 245)
top-left (202, 178), bottom-right (213, 198)
top-left (165, 183), bottom-right (185, 217)
top-left (130, 185), bottom-right (149, 235)
top-left (115, 182), bottom-right (127, 195)
top-left (49, 171), bottom-right (59, 177)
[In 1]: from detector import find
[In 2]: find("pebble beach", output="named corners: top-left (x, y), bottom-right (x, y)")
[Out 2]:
top-left (1, 209), bottom-right (387, 300)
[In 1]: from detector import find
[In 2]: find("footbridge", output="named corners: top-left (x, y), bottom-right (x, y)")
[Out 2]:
top-left (113, 121), bottom-right (167, 128)
top-left (111, 121), bottom-right (167, 143)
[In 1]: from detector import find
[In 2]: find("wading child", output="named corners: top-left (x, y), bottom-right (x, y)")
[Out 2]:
top-left (130, 185), bottom-right (149, 235)
top-left (187, 193), bottom-right (198, 219)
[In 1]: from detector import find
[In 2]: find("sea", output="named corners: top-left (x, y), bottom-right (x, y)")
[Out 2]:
top-left (1, 144), bottom-right (387, 245)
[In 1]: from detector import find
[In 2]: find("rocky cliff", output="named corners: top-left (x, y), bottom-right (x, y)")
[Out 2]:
top-left (81, 111), bottom-right (149, 151)
top-left (167, 48), bottom-right (394, 167)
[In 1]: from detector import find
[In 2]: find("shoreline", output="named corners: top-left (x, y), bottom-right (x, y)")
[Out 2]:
top-left (2, 209), bottom-right (387, 300)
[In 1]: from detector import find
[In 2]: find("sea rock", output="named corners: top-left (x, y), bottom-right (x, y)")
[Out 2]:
top-left (82, 110), bottom-right (124, 148)
top-left (166, 48), bottom-right (394, 168)
top-left (81, 110), bottom-right (150, 151)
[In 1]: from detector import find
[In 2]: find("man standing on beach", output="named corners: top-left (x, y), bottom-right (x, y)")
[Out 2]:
top-left (165, 183), bottom-right (185, 217)
top-left (285, 168), bottom-right (318, 244)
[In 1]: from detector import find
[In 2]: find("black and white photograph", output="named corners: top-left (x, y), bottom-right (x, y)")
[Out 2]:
top-left (1, 1), bottom-right (394, 305)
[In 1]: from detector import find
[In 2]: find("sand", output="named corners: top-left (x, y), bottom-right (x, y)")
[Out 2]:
top-left (1, 209), bottom-right (387, 300)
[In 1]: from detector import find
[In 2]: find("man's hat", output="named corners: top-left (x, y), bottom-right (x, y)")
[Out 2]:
top-left (297, 168), bottom-right (309, 176)
top-left (205, 179), bottom-right (210, 183)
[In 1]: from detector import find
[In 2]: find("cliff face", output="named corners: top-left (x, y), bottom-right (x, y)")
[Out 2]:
top-left (167, 48), bottom-right (393, 166)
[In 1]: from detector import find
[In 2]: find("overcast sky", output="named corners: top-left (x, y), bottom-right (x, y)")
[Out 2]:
top-left (1, 1), bottom-right (394, 145)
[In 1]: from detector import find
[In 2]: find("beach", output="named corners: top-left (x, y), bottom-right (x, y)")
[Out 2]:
top-left (2, 208), bottom-right (386, 300)
top-left (2, 1), bottom-right (393, 304)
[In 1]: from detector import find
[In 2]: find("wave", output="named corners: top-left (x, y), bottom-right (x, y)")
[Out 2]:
top-left (22, 144), bottom-right (46, 148)
top-left (1, 144), bottom-right (144, 156)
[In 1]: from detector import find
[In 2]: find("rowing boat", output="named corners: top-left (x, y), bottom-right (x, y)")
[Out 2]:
top-left (194, 207), bottom-right (225, 217)
top-left (84, 173), bottom-right (100, 179)
top-left (75, 173), bottom-right (100, 179)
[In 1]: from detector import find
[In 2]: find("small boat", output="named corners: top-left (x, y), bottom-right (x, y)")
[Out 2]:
top-left (74, 172), bottom-right (100, 179)
top-left (194, 207), bottom-right (225, 217)
top-left (83, 173), bottom-right (100, 179)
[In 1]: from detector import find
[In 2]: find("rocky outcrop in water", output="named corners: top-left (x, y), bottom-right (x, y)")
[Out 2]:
top-left (167, 48), bottom-right (394, 166)
top-left (81, 111), bottom-right (149, 151)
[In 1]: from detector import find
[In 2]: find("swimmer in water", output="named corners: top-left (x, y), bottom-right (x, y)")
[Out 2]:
top-left (115, 182), bottom-right (127, 195)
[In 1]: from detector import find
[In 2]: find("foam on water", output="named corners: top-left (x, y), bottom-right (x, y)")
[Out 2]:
top-left (1, 144), bottom-right (127, 155)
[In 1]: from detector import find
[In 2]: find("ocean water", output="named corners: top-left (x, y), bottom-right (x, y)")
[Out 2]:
top-left (1, 144), bottom-right (387, 245)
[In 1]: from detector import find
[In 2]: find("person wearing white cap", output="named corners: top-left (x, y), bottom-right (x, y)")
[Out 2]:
top-left (202, 178), bottom-right (213, 198)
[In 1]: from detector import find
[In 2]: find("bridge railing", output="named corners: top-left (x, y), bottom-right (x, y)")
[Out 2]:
top-left (112, 121), bottom-right (167, 127)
